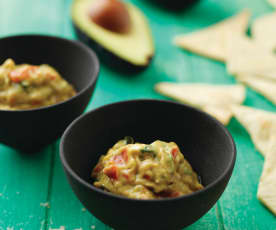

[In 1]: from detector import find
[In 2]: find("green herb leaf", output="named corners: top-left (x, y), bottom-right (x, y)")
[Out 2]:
top-left (140, 145), bottom-right (156, 159)
top-left (18, 81), bottom-right (29, 92)
top-left (124, 136), bottom-right (134, 144)
top-left (141, 145), bottom-right (155, 154)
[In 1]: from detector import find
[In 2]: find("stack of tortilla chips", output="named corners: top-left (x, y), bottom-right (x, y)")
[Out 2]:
top-left (231, 105), bottom-right (276, 216)
top-left (156, 10), bottom-right (251, 125)
top-left (154, 9), bottom-right (276, 215)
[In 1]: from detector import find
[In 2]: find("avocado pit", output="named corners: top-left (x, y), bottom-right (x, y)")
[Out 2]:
top-left (89, 0), bottom-right (131, 34)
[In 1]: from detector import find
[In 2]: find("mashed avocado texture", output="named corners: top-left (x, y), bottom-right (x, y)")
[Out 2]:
top-left (92, 137), bottom-right (203, 199)
top-left (0, 59), bottom-right (76, 110)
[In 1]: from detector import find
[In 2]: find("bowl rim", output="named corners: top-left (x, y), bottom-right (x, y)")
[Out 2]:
top-left (0, 34), bottom-right (99, 113)
top-left (60, 99), bottom-right (236, 202)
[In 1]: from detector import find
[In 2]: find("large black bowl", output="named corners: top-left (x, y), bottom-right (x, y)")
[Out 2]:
top-left (60, 99), bottom-right (236, 230)
top-left (0, 35), bottom-right (99, 152)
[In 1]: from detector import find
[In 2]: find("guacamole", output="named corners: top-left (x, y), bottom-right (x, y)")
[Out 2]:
top-left (0, 59), bottom-right (76, 110)
top-left (92, 137), bottom-right (203, 199)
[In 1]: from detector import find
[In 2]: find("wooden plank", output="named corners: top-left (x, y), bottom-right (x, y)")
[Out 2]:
top-left (186, 205), bottom-right (222, 230)
top-left (0, 145), bottom-right (53, 230)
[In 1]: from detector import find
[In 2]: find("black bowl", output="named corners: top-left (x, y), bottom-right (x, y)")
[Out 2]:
top-left (144, 0), bottom-right (200, 11)
top-left (60, 99), bottom-right (236, 230)
top-left (0, 35), bottom-right (99, 152)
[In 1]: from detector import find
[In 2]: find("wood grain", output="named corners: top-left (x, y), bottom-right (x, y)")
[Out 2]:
top-left (0, 145), bottom-right (53, 230)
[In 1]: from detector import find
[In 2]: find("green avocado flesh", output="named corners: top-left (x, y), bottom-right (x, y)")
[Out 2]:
top-left (72, 0), bottom-right (155, 67)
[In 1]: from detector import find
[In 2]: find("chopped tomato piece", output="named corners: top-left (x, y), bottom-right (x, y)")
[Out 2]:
top-left (46, 74), bottom-right (57, 80)
top-left (9, 69), bottom-right (29, 83)
top-left (122, 173), bottom-right (129, 180)
top-left (121, 148), bottom-right (128, 162)
top-left (170, 191), bottom-right (181, 197)
top-left (104, 166), bottom-right (118, 180)
top-left (143, 174), bottom-right (151, 180)
top-left (28, 66), bottom-right (38, 73)
top-left (9, 66), bottom-right (38, 83)
top-left (113, 148), bottom-right (128, 165)
top-left (93, 163), bottom-right (103, 173)
top-left (171, 148), bottom-right (178, 159)
top-left (113, 154), bottom-right (124, 164)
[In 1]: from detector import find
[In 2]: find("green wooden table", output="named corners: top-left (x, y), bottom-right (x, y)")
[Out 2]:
top-left (0, 0), bottom-right (275, 229)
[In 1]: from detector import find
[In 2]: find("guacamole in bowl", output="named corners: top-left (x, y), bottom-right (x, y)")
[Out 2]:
top-left (0, 58), bottom-right (76, 110)
top-left (92, 137), bottom-right (203, 199)
top-left (60, 99), bottom-right (236, 230)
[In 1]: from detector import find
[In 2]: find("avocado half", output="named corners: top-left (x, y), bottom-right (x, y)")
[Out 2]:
top-left (72, 0), bottom-right (155, 72)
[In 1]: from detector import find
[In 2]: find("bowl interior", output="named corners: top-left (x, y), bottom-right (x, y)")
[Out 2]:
top-left (0, 35), bottom-right (99, 152)
top-left (0, 35), bottom-right (98, 92)
top-left (62, 100), bottom-right (235, 190)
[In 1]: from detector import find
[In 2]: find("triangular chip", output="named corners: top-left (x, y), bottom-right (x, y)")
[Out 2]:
top-left (203, 106), bottom-right (233, 125)
top-left (226, 35), bottom-right (276, 80)
top-left (155, 82), bottom-right (245, 125)
top-left (231, 105), bottom-right (276, 156)
top-left (258, 171), bottom-right (276, 215)
top-left (237, 74), bottom-right (276, 105)
top-left (258, 140), bottom-right (276, 215)
top-left (268, 0), bottom-right (276, 8)
top-left (155, 83), bottom-right (245, 107)
top-left (252, 12), bottom-right (276, 51)
top-left (260, 141), bottom-right (276, 178)
top-left (173, 10), bottom-right (251, 62)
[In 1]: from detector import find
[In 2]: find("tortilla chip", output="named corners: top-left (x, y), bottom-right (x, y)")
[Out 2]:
top-left (174, 10), bottom-right (251, 62)
top-left (268, 0), bottom-right (276, 8)
top-left (252, 12), bottom-right (276, 51)
top-left (237, 74), bottom-right (276, 105)
top-left (226, 35), bottom-right (276, 80)
top-left (260, 141), bottom-right (276, 178)
top-left (258, 171), bottom-right (276, 215)
top-left (203, 105), bottom-right (233, 125)
top-left (155, 83), bottom-right (245, 124)
top-left (231, 105), bottom-right (276, 156)
top-left (258, 140), bottom-right (276, 216)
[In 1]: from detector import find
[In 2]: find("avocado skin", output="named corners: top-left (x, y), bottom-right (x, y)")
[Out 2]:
top-left (73, 23), bottom-right (153, 74)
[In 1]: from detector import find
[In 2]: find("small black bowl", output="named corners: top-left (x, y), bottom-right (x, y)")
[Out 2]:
top-left (60, 99), bottom-right (236, 230)
top-left (0, 35), bottom-right (99, 152)
top-left (144, 0), bottom-right (200, 11)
